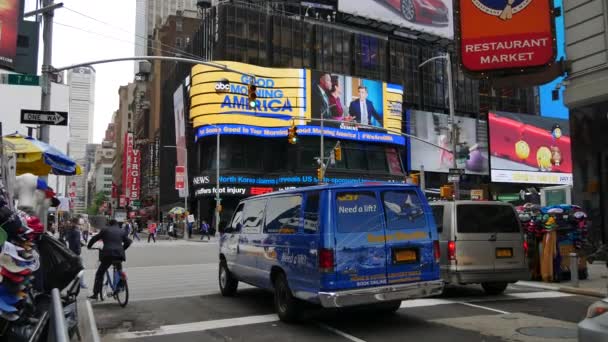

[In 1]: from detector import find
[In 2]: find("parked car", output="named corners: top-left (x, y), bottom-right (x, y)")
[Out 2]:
top-left (579, 298), bottom-right (608, 341)
top-left (430, 201), bottom-right (530, 294)
top-left (380, 0), bottom-right (449, 26)
top-left (218, 183), bottom-right (444, 322)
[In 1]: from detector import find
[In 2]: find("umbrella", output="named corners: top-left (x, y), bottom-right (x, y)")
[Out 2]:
top-left (169, 207), bottom-right (186, 215)
top-left (3, 134), bottom-right (82, 176)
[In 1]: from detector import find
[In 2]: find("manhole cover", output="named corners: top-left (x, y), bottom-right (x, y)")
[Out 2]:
top-left (516, 327), bottom-right (577, 339)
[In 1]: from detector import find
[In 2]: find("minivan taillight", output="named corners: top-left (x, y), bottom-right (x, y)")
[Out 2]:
top-left (319, 249), bottom-right (334, 272)
top-left (448, 241), bottom-right (456, 261)
top-left (433, 240), bottom-right (440, 263)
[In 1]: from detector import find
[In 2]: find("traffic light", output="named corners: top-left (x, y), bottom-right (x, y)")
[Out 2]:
top-left (317, 168), bottom-right (323, 181)
top-left (410, 173), bottom-right (420, 186)
top-left (248, 84), bottom-right (257, 109)
top-left (440, 185), bottom-right (454, 199)
top-left (287, 124), bottom-right (298, 144)
top-left (334, 145), bottom-right (342, 161)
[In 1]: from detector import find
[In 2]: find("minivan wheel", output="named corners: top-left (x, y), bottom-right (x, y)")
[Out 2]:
top-left (273, 273), bottom-right (300, 323)
top-left (219, 261), bottom-right (238, 296)
top-left (481, 282), bottom-right (508, 295)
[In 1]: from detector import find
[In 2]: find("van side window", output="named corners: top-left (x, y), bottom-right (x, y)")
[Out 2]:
top-left (431, 206), bottom-right (444, 233)
top-left (382, 190), bottom-right (427, 230)
top-left (265, 196), bottom-right (302, 234)
top-left (242, 200), bottom-right (266, 234)
top-left (230, 203), bottom-right (244, 232)
top-left (303, 192), bottom-right (320, 234)
top-left (336, 191), bottom-right (381, 233)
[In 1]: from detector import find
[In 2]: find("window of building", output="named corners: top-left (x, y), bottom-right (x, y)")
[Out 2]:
top-left (104, 168), bottom-right (112, 175)
top-left (176, 37), bottom-right (183, 48)
top-left (17, 35), bottom-right (29, 48)
top-left (176, 19), bottom-right (183, 32)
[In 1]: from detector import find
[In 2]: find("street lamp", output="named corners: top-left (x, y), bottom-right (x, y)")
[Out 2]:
top-left (200, 125), bottom-right (222, 236)
top-left (419, 52), bottom-right (460, 199)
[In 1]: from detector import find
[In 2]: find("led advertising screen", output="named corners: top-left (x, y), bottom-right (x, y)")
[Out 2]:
top-left (338, 0), bottom-right (453, 39)
top-left (190, 61), bottom-right (405, 145)
top-left (458, 0), bottom-right (555, 72)
top-left (408, 110), bottom-right (489, 174)
top-left (0, 0), bottom-right (20, 69)
top-left (489, 112), bottom-right (572, 185)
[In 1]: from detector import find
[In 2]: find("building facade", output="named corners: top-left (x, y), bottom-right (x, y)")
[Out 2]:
top-left (156, 1), bottom-right (538, 226)
top-left (66, 67), bottom-right (96, 213)
top-left (563, 0), bottom-right (608, 243)
top-left (111, 84), bottom-right (136, 209)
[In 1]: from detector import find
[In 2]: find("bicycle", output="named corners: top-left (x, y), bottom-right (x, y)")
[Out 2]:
top-left (90, 247), bottom-right (129, 307)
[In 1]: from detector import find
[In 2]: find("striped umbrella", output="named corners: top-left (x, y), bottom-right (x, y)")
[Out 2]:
top-left (3, 134), bottom-right (82, 176)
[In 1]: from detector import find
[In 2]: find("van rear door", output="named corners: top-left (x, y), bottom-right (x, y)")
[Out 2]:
top-left (333, 190), bottom-right (387, 290)
top-left (382, 189), bottom-right (437, 284)
top-left (454, 203), bottom-right (496, 273)
top-left (487, 205), bottom-right (526, 272)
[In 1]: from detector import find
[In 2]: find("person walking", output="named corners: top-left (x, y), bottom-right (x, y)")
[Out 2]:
top-left (131, 220), bottom-right (141, 241)
top-left (147, 222), bottom-right (157, 243)
top-left (65, 218), bottom-right (87, 288)
top-left (187, 220), bottom-right (193, 239)
top-left (200, 220), bottom-right (210, 241)
top-left (81, 217), bottom-right (90, 242)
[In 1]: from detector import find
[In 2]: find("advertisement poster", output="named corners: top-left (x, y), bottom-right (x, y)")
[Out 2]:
top-left (123, 132), bottom-right (134, 198)
top-left (459, 0), bottom-right (555, 72)
top-left (190, 61), bottom-right (405, 145)
top-left (338, 0), bottom-right (453, 39)
top-left (409, 110), bottom-right (489, 174)
top-left (173, 84), bottom-right (187, 197)
top-left (129, 146), bottom-right (141, 200)
top-left (0, 0), bottom-right (19, 69)
top-left (488, 112), bottom-right (572, 185)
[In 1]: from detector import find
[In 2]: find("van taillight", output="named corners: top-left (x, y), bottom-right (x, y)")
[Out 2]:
top-left (319, 249), bottom-right (334, 272)
top-left (523, 240), bottom-right (529, 255)
top-left (433, 240), bottom-right (440, 263)
top-left (448, 241), bottom-right (456, 261)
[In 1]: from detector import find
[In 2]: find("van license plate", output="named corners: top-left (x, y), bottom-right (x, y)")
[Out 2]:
top-left (395, 249), bottom-right (417, 262)
top-left (496, 248), bottom-right (513, 258)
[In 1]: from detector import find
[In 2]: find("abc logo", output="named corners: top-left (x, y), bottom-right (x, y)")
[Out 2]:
top-left (215, 78), bottom-right (230, 93)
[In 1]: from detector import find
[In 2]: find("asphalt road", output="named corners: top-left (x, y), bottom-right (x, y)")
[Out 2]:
top-left (85, 239), bottom-right (596, 342)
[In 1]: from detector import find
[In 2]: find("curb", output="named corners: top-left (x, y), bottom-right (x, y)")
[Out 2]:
top-left (516, 280), bottom-right (606, 298)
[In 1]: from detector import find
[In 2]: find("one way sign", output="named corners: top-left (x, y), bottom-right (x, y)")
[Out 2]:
top-left (20, 109), bottom-right (68, 126)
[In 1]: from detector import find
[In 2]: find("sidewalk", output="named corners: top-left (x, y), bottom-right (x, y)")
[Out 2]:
top-left (516, 262), bottom-right (608, 298)
top-left (139, 231), bottom-right (218, 243)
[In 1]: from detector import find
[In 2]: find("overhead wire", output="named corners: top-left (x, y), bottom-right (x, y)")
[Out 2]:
top-left (62, 6), bottom-right (205, 61)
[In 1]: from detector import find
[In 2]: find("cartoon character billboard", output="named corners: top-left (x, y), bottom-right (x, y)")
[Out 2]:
top-left (489, 112), bottom-right (572, 185)
top-left (458, 0), bottom-right (556, 72)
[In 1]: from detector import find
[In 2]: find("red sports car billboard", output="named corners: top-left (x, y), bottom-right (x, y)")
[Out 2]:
top-left (0, 0), bottom-right (19, 69)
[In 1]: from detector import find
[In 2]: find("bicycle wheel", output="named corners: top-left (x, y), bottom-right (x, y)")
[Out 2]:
top-left (100, 271), bottom-right (111, 301)
top-left (116, 276), bottom-right (129, 307)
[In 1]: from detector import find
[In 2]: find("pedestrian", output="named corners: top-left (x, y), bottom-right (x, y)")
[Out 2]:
top-left (200, 220), bottom-right (210, 241)
top-left (131, 220), bottom-right (141, 241)
top-left (187, 220), bottom-right (193, 239)
top-left (147, 222), bottom-right (157, 243)
top-left (168, 221), bottom-right (175, 239)
top-left (65, 217), bottom-right (87, 288)
top-left (82, 218), bottom-right (90, 242)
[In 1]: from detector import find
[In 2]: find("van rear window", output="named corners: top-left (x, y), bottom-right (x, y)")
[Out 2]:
top-left (382, 190), bottom-right (426, 230)
top-left (336, 192), bottom-right (382, 233)
top-left (457, 204), bottom-right (520, 233)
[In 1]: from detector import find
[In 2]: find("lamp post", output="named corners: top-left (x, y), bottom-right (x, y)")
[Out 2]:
top-left (419, 52), bottom-right (459, 199)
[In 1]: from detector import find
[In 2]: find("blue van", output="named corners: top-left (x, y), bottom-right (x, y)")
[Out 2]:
top-left (218, 183), bottom-right (443, 322)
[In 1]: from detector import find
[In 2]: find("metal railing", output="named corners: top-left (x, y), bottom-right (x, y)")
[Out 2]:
top-left (48, 289), bottom-right (68, 342)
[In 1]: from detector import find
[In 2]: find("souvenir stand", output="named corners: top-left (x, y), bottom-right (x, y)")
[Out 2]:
top-left (516, 203), bottom-right (589, 282)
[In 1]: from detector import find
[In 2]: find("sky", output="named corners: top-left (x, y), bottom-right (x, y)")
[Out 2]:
top-left (538, 0), bottom-right (569, 119)
top-left (26, 0), bottom-right (136, 143)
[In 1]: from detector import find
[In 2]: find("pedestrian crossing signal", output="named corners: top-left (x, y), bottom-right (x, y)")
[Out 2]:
top-left (317, 168), bottom-right (322, 181)
top-left (287, 124), bottom-right (298, 144)
top-left (248, 84), bottom-right (257, 109)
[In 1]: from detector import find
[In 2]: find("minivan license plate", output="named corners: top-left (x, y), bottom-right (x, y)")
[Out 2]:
top-left (395, 249), bottom-right (417, 262)
top-left (496, 248), bottom-right (513, 258)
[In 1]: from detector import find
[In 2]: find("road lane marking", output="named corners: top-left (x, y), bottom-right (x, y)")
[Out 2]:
top-left (507, 291), bottom-right (572, 299)
top-left (114, 314), bottom-right (279, 339)
top-left (317, 323), bottom-right (367, 342)
top-left (459, 302), bottom-right (510, 314)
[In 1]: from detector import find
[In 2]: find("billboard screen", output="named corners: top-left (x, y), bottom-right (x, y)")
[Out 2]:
top-left (338, 0), bottom-right (453, 39)
top-left (489, 112), bottom-right (572, 185)
top-left (408, 110), bottom-right (489, 174)
top-left (0, 0), bottom-right (20, 69)
top-left (459, 0), bottom-right (555, 72)
top-left (190, 61), bottom-right (404, 145)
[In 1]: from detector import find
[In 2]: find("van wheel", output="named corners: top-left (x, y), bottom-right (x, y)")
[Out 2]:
top-left (273, 273), bottom-right (300, 323)
top-left (481, 282), bottom-right (508, 295)
top-left (374, 300), bottom-right (402, 314)
top-left (219, 261), bottom-right (238, 296)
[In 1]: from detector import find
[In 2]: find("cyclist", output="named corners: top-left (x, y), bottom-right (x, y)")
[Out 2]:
top-left (87, 219), bottom-right (132, 300)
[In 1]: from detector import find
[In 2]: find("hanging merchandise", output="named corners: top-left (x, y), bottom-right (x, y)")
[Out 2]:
top-left (516, 203), bottom-right (590, 282)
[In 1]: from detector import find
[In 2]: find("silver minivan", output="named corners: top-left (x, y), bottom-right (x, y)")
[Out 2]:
top-left (430, 201), bottom-right (530, 294)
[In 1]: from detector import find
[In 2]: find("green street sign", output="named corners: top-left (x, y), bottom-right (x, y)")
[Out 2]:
top-left (131, 200), bottom-right (141, 208)
top-left (8, 74), bottom-right (40, 86)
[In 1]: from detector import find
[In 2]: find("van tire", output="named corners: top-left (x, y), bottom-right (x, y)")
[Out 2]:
top-left (375, 300), bottom-right (402, 314)
top-left (219, 261), bottom-right (238, 296)
top-left (481, 282), bottom-right (508, 295)
top-left (273, 273), bottom-right (300, 323)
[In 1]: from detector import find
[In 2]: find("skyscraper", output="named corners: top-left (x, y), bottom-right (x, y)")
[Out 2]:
top-left (134, 0), bottom-right (199, 72)
top-left (67, 67), bottom-right (96, 213)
